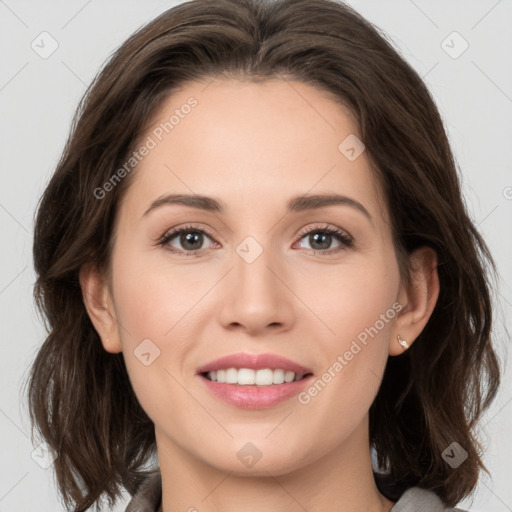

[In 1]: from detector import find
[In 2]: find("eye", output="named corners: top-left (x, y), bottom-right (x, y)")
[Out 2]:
top-left (295, 224), bottom-right (353, 254)
top-left (158, 223), bottom-right (353, 257)
top-left (158, 224), bottom-right (218, 256)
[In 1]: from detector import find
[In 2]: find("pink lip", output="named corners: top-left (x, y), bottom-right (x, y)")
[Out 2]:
top-left (198, 375), bottom-right (314, 409)
top-left (196, 353), bottom-right (314, 409)
top-left (196, 352), bottom-right (313, 374)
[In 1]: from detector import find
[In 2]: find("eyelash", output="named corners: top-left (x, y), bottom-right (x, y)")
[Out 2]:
top-left (157, 223), bottom-right (353, 257)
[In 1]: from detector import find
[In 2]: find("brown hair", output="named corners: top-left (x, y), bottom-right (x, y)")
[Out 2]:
top-left (26, 0), bottom-right (501, 510)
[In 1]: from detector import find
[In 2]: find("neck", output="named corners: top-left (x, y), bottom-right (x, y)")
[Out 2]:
top-left (155, 418), bottom-right (395, 512)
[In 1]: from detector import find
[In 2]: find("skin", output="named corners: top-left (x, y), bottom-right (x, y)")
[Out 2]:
top-left (81, 78), bottom-right (439, 512)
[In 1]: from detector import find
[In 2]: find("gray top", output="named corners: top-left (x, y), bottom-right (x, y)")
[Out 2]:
top-left (124, 471), bottom-right (468, 512)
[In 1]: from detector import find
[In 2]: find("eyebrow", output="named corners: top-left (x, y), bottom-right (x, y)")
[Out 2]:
top-left (142, 193), bottom-right (372, 222)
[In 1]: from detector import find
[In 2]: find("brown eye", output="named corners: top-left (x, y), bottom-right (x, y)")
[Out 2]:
top-left (175, 230), bottom-right (206, 251)
top-left (296, 226), bottom-right (353, 254)
top-left (159, 225), bottom-right (217, 256)
top-left (304, 231), bottom-right (336, 251)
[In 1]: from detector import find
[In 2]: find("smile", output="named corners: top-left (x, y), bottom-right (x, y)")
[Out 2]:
top-left (203, 368), bottom-right (310, 385)
top-left (196, 352), bottom-right (314, 409)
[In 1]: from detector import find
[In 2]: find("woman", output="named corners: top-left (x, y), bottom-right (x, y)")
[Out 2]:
top-left (27, 0), bottom-right (501, 511)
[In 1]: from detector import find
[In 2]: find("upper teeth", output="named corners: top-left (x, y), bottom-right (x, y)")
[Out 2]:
top-left (207, 368), bottom-right (305, 386)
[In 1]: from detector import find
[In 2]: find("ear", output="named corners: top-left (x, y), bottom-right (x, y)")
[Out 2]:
top-left (79, 263), bottom-right (122, 353)
top-left (389, 246), bottom-right (440, 356)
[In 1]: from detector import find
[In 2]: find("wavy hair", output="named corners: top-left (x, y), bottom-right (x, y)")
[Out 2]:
top-left (26, 0), bottom-right (501, 510)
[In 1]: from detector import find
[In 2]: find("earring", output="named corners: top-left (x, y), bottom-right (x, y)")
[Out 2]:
top-left (397, 335), bottom-right (408, 350)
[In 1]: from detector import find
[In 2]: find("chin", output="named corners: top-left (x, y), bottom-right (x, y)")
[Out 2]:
top-left (196, 439), bottom-right (312, 477)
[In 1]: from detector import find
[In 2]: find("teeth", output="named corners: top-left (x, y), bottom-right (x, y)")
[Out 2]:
top-left (273, 369), bottom-right (285, 384)
top-left (225, 368), bottom-right (238, 384)
top-left (206, 368), bottom-right (307, 385)
top-left (238, 368), bottom-right (255, 385)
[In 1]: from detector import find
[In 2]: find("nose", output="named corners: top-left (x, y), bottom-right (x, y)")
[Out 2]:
top-left (217, 240), bottom-right (295, 336)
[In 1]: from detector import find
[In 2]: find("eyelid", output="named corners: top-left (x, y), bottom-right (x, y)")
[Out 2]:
top-left (296, 223), bottom-right (353, 243)
top-left (293, 224), bottom-right (354, 254)
top-left (157, 223), bottom-right (218, 250)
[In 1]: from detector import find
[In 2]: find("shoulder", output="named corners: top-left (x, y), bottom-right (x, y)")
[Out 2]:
top-left (124, 470), bottom-right (162, 512)
top-left (124, 474), bottom-right (470, 512)
top-left (391, 486), bottom-right (467, 512)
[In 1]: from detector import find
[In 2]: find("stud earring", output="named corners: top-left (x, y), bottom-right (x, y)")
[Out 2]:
top-left (397, 335), bottom-right (408, 350)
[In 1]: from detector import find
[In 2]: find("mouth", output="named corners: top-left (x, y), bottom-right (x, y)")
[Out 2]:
top-left (196, 353), bottom-right (314, 409)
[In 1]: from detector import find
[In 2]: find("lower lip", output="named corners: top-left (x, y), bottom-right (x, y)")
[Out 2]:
top-left (198, 374), bottom-right (314, 409)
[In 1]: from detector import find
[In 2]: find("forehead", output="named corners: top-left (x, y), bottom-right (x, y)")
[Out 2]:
top-left (121, 78), bottom-right (386, 222)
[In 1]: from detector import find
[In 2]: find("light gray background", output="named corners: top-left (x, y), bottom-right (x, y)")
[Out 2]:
top-left (1, 0), bottom-right (511, 510)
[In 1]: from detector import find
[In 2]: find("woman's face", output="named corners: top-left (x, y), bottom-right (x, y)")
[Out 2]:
top-left (106, 78), bottom-right (405, 474)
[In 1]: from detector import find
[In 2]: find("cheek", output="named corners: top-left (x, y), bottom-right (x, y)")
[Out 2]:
top-left (110, 245), bottom-right (204, 344)
top-left (109, 247), bottom-right (208, 420)
top-left (299, 252), bottom-right (400, 405)
top-left (300, 251), bottom-right (400, 345)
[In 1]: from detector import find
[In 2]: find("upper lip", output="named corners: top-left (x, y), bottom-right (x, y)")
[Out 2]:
top-left (196, 353), bottom-right (313, 375)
